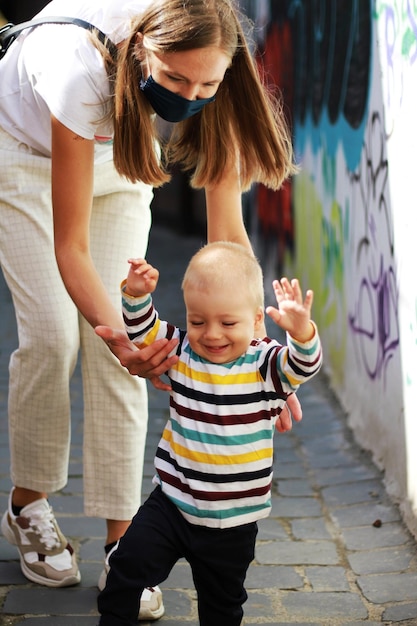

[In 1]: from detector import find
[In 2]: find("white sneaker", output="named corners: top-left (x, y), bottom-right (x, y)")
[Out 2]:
top-left (98, 541), bottom-right (165, 621)
top-left (1, 489), bottom-right (80, 587)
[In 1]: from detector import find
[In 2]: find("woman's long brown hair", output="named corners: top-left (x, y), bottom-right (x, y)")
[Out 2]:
top-left (109, 0), bottom-right (297, 190)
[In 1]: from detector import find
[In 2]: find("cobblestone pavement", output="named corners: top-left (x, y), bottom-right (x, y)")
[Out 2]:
top-left (1, 225), bottom-right (417, 625)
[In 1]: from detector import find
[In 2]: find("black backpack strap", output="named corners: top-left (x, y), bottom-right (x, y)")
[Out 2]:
top-left (0, 16), bottom-right (117, 60)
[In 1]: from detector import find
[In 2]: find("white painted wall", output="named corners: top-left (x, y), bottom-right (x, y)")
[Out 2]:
top-left (372, 2), bottom-right (417, 534)
top-left (290, 2), bottom-right (417, 536)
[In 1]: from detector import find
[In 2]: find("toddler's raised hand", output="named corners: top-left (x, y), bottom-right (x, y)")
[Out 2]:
top-left (126, 258), bottom-right (159, 297)
top-left (266, 277), bottom-right (314, 343)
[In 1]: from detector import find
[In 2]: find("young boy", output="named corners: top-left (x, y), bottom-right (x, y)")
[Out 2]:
top-left (97, 242), bottom-right (322, 626)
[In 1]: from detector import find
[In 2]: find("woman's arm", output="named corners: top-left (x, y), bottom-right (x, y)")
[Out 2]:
top-left (51, 116), bottom-right (178, 383)
top-left (205, 164), bottom-right (252, 249)
top-left (205, 163), bottom-right (303, 428)
top-left (51, 115), bottom-right (122, 329)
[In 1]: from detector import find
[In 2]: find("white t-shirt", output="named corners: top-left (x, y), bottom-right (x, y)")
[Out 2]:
top-left (0, 0), bottom-right (153, 161)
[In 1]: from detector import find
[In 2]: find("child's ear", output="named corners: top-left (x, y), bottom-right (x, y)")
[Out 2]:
top-left (254, 306), bottom-right (264, 333)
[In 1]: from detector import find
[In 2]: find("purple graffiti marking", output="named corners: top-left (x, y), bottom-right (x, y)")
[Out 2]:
top-left (348, 111), bottom-right (399, 386)
top-left (349, 259), bottom-right (399, 384)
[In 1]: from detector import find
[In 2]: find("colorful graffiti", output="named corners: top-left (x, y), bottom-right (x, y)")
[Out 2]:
top-left (241, 0), bottom-right (373, 277)
top-left (242, 0), bottom-right (402, 385)
top-left (294, 167), bottom-right (348, 386)
top-left (295, 105), bottom-right (399, 386)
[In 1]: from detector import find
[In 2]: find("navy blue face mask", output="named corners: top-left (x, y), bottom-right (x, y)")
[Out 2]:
top-left (140, 75), bottom-right (216, 123)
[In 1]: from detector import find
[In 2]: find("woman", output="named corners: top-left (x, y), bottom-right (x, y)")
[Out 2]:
top-left (0, 0), bottom-right (299, 620)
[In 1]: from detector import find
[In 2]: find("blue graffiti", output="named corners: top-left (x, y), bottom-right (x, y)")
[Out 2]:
top-left (288, 0), bottom-right (372, 171)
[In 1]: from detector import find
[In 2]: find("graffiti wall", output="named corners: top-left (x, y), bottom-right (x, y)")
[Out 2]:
top-left (243, 0), bottom-right (417, 536)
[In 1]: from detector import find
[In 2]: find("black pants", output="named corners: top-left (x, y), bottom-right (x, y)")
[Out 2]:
top-left (98, 486), bottom-right (258, 626)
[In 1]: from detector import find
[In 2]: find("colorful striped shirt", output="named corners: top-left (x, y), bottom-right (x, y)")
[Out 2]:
top-left (122, 285), bottom-right (322, 529)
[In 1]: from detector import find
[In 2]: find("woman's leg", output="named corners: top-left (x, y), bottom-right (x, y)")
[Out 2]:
top-left (81, 159), bottom-right (153, 524)
top-left (0, 130), bottom-right (79, 494)
top-left (0, 128), bottom-right (80, 586)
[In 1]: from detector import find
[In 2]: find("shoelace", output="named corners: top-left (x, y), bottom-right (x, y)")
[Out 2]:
top-left (27, 505), bottom-right (62, 550)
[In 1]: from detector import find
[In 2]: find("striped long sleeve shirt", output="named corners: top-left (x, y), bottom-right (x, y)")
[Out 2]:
top-left (122, 285), bottom-right (322, 529)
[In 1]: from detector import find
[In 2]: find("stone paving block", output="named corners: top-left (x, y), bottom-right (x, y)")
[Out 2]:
top-left (143, 459), bottom-right (157, 476)
top-left (382, 601), bottom-right (417, 622)
top-left (347, 545), bottom-right (414, 574)
top-left (77, 562), bottom-right (104, 588)
top-left (297, 384), bottom-right (337, 405)
top-left (303, 449), bottom-right (361, 469)
top-left (163, 560), bottom-right (194, 589)
top-left (14, 619), bottom-right (99, 625)
top-left (357, 571), bottom-right (417, 603)
top-left (291, 518), bottom-right (332, 540)
top-left (62, 478), bottom-right (84, 493)
top-left (69, 430), bottom-right (83, 445)
top-left (78, 538), bottom-right (105, 561)
top-left (270, 496), bottom-right (322, 518)
top-left (256, 540), bottom-right (339, 566)
top-left (244, 591), bottom-right (276, 619)
top-left (157, 589), bottom-right (194, 619)
top-left (3, 587), bottom-right (99, 615)
top-left (146, 381), bottom-right (173, 406)
top-left (281, 590), bottom-right (368, 620)
top-left (245, 565), bottom-right (304, 589)
top-left (0, 537), bottom-right (20, 560)
top-left (142, 476), bottom-right (156, 497)
top-left (342, 521), bottom-right (411, 550)
top-left (330, 501), bottom-right (401, 528)
top-left (272, 461), bottom-right (310, 479)
top-left (49, 495), bottom-right (85, 514)
top-left (257, 518), bottom-right (289, 541)
top-left (0, 476), bottom-right (12, 491)
top-left (0, 560), bottom-right (27, 584)
top-left (68, 459), bottom-right (83, 476)
top-left (322, 479), bottom-right (385, 507)
top-left (0, 452), bottom-right (10, 466)
top-left (245, 623), bottom-right (322, 626)
top-left (310, 464), bottom-right (381, 487)
top-left (336, 623), bottom-right (382, 626)
top-left (58, 516), bottom-right (106, 539)
top-left (296, 415), bottom-right (344, 436)
top-left (273, 431), bottom-right (299, 445)
top-left (273, 445), bottom-right (302, 464)
top-left (304, 566), bottom-right (350, 591)
top-left (299, 431), bottom-right (353, 454)
top-left (0, 493), bottom-right (9, 514)
top-left (0, 441), bottom-right (8, 455)
top-left (275, 478), bottom-right (315, 497)
top-left (156, 622), bottom-right (198, 626)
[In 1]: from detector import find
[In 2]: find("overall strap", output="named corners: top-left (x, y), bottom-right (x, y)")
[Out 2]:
top-left (0, 16), bottom-right (118, 60)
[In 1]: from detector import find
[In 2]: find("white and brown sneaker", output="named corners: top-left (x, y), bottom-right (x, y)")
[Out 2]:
top-left (98, 541), bottom-right (165, 621)
top-left (1, 489), bottom-right (80, 587)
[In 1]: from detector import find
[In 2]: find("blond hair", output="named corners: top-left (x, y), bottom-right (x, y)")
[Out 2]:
top-left (109, 0), bottom-right (297, 189)
top-left (182, 241), bottom-right (264, 308)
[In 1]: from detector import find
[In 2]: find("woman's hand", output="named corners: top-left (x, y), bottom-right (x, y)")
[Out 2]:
top-left (275, 393), bottom-right (303, 432)
top-left (95, 326), bottom-right (178, 391)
